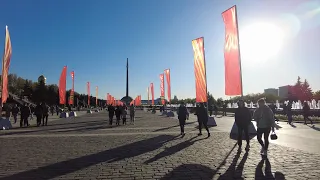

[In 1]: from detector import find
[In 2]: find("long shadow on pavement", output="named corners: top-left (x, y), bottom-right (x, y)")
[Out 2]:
top-left (152, 122), bottom-right (196, 132)
top-left (160, 164), bottom-right (215, 180)
top-left (144, 136), bottom-right (207, 164)
top-left (217, 150), bottom-right (248, 179)
top-left (0, 135), bottom-right (179, 180)
top-left (255, 157), bottom-right (285, 180)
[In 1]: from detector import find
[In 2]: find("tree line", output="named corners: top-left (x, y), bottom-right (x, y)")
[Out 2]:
top-left (3, 73), bottom-right (104, 106)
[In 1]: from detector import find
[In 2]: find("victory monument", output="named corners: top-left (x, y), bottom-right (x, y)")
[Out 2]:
top-left (121, 58), bottom-right (133, 105)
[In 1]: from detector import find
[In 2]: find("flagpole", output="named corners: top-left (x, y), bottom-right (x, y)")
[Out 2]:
top-left (234, 5), bottom-right (244, 97)
top-left (0, 26), bottom-right (8, 115)
top-left (203, 37), bottom-right (209, 110)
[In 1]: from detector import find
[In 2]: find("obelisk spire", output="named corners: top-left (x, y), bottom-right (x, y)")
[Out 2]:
top-left (126, 58), bottom-right (129, 98)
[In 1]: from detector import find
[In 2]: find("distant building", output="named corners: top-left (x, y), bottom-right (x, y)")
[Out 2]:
top-left (278, 85), bottom-right (290, 99)
top-left (264, 88), bottom-right (279, 96)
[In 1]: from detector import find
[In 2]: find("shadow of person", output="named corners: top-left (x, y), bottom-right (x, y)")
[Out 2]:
top-left (217, 150), bottom-right (248, 179)
top-left (0, 135), bottom-right (179, 180)
top-left (308, 124), bottom-right (320, 131)
top-left (160, 164), bottom-right (215, 180)
top-left (255, 157), bottom-right (285, 180)
top-left (144, 136), bottom-right (207, 164)
top-left (290, 124), bottom-right (297, 128)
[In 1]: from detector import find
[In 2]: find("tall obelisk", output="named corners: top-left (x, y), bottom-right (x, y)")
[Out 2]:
top-left (126, 58), bottom-right (129, 98)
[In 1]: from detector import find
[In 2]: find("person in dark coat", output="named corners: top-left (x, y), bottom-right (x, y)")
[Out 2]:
top-left (194, 103), bottom-right (210, 137)
top-left (108, 105), bottom-right (115, 125)
top-left (20, 103), bottom-right (30, 127)
top-left (115, 106), bottom-right (121, 125)
top-left (11, 104), bottom-right (19, 124)
top-left (303, 102), bottom-right (313, 125)
top-left (35, 103), bottom-right (43, 127)
top-left (42, 103), bottom-right (49, 126)
top-left (235, 100), bottom-right (252, 151)
top-left (178, 102), bottom-right (189, 135)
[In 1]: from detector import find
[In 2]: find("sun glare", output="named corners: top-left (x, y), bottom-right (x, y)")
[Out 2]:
top-left (240, 22), bottom-right (284, 64)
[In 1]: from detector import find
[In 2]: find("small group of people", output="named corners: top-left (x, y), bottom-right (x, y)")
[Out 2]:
top-left (235, 98), bottom-right (276, 156)
top-left (282, 101), bottom-right (313, 125)
top-left (107, 104), bottom-right (135, 126)
top-left (177, 102), bottom-right (210, 137)
top-left (2, 102), bottom-right (52, 127)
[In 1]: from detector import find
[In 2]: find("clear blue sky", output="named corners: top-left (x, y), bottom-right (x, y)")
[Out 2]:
top-left (1, 0), bottom-right (320, 100)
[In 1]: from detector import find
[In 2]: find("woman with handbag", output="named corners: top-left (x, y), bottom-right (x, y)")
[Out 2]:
top-left (253, 98), bottom-right (276, 156)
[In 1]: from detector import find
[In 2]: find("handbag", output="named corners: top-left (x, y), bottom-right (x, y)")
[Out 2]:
top-left (270, 132), bottom-right (278, 140)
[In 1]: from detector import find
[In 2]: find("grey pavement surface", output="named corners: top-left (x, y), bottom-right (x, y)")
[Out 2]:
top-left (0, 110), bottom-right (319, 180)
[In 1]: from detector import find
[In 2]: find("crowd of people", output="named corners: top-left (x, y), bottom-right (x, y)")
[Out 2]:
top-left (107, 104), bottom-right (135, 126)
top-left (2, 103), bottom-right (59, 127)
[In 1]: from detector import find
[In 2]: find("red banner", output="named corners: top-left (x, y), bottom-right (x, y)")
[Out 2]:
top-left (222, 6), bottom-right (242, 96)
top-left (106, 93), bottom-right (109, 105)
top-left (69, 71), bottom-right (75, 105)
top-left (164, 69), bottom-right (171, 103)
top-left (160, 74), bottom-right (165, 105)
top-left (59, 66), bottom-right (67, 104)
top-left (1, 26), bottom-right (12, 104)
top-left (95, 86), bottom-right (98, 106)
top-left (192, 37), bottom-right (207, 103)
top-left (150, 83), bottom-right (154, 105)
top-left (87, 82), bottom-right (90, 106)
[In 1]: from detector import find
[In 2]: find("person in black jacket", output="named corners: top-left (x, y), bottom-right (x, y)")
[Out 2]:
top-left (108, 105), bottom-right (115, 125)
top-left (178, 102), bottom-right (189, 135)
top-left (20, 103), bottom-right (30, 127)
top-left (195, 103), bottom-right (210, 137)
top-left (42, 103), bottom-right (49, 126)
top-left (303, 102), bottom-right (313, 125)
top-left (115, 106), bottom-right (121, 125)
top-left (235, 100), bottom-right (252, 151)
top-left (35, 103), bottom-right (43, 127)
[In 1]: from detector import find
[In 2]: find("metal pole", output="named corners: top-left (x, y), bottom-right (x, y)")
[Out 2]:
top-left (235, 5), bottom-right (244, 97)
top-left (203, 37), bottom-right (209, 111)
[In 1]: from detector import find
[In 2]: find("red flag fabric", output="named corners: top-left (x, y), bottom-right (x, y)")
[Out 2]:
top-left (1, 26), bottom-right (12, 104)
top-left (164, 69), bottom-right (171, 103)
top-left (87, 82), bottom-right (90, 106)
top-left (69, 71), bottom-right (75, 105)
top-left (150, 83), bottom-right (154, 105)
top-left (222, 5), bottom-right (242, 96)
top-left (192, 37), bottom-right (207, 103)
top-left (159, 74), bottom-right (165, 105)
top-left (59, 66), bottom-right (67, 104)
top-left (106, 93), bottom-right (109, 105)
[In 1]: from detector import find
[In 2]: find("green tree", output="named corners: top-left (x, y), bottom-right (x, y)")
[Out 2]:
top-left (171, 95), bottom-right (179, 104)
top-left (314, 90), bottom-right (320, 100)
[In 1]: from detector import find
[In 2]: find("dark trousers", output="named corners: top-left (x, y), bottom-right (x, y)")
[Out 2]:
top-left (122, 118), bottom-right (126, 125)
top-left (303, 115), bottom-right (313, 124)
top-left (109, 115), bottom-right (114, 125)
top-left (237, 125), bottom-right (249, 147)
top-left (257, 127), bottom-right (271, 151)
top-left (42, 114), bottom-right (48, 125)
top-left (130, 115), bottom-right (134, 122)
top-left (36, 115), bottom-right (42, 126)
top-left (198, 119), bottom-right (209, 134)
top-left (13, 114), bottom-right (18, 123)
top-left (179, 119), bottom-right (186, 134)
top-left (20, 116), bottom-right (28, 127)
top-left (116, 116), bottom-right (120, 125)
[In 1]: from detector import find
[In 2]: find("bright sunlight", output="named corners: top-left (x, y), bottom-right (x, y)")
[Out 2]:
top-left (240, 22), bottom-right (284, 64)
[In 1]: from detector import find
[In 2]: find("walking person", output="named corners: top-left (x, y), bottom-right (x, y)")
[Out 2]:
top-left (115, 106), bottom-right (121, 126)
top-left (122, 107), bottom-right (127, 125)
top-left (269, 103), bottom-right (279, 122)
top-left (29, 105), bottom-right (34, 121)
top-left (178, 102), bottom-right (188, 136)
top-left (286, 101), bottom-right (293, 125)
top-left (108, 105), bottom-right (115, 125)
top-left (35, 103), bottom-right (43, 127)
top-left (253, 98), bottom-right (276, 156)
top-left (11, 104), bottom-right (19, 124)
top-left (235, 100), bottom-right (251, 151)
top-left (303, 102), bottom-right (313, 125)
top-left (20, 103), bottom-right (30, 127)
top-left (129, 104), bottom-right (135, 124)
top-left (194, 103), bottom-right (210, 137)
top-left (42, 103), bottom-right (49, 126)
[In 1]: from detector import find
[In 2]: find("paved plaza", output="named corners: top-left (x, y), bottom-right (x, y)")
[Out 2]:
top-left (0, 110), bottom-right (320, 180)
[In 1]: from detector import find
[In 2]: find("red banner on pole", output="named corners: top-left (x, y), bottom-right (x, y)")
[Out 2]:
top-left (222, 5), bottom-right (242, 96)
top-left (164, 69), bottom-right (171, 103)
top-left (192, 37), bottom-right (207, 103)
top-left (159, 74), bottom-right (165, 105)
top-left (69, 71), bottom-right (75, 105)
top-left (106, 93), bottom-right (109, 105)
top-left (150, 83), bottom-right (154, 105)
top-left (1, 26), bottom-right (12, 104)
top-left (87, 82), bottom-right (90, 106)
top-left (59, 66), bottom-right (67, 105)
